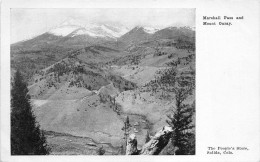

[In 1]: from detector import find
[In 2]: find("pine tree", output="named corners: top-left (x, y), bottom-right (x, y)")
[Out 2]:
top-left (11, 70), bottom-right (50, 155)
top-left (121, 116), bottom-right (131, 151)
top-left (163, 67), bottom-right (195, 155)
top-left (166, 88), bottom-right (195, 155)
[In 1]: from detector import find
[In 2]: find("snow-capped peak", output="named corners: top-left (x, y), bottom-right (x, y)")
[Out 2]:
top-left (47, 18), bottom-right (130, 38)
top-left (143, 27), bottom-right (159, 34)
top-left (132, 26), bottom-right (159, 34)
top-left (100, 24), bottom-right (129, 38)
top-left (49, 26), bottom-right (81, 37)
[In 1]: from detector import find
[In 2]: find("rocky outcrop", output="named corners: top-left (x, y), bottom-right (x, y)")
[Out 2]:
top-left (126, 126), bottom-right (173, 155)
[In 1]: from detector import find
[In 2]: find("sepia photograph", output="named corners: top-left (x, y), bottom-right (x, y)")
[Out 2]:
top-left (10, 8), bottom-right (196, 155)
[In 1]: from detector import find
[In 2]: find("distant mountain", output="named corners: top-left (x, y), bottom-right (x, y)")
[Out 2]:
top-left (11, 18), bottom-right (195, 52)
top-left (153, 26), bottom-right (195, 41)
top-left (119, 26), bottom-right (155, 43)
top-left (119, 26), bottom-right (195, 44)
top-left (48, 18), bottom-right (129, 39)
top-left (12, 18), bottom-right (130, 49)
top-left (142, 26), bottom-right (159, 34)
top-left (11, 33), bottom-right (63, 49)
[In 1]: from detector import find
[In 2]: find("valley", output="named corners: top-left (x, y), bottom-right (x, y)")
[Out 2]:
top-left (11, 20), bottom-right (195, 155)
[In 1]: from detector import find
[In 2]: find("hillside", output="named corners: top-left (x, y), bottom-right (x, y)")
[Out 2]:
top-left (11, 22), bottom-right (195, 154)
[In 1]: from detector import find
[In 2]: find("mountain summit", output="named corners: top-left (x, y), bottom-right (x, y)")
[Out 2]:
top-left (12, 18), bottom-right (195, 51)
top-left (48, 18), bottom-right (130, 39)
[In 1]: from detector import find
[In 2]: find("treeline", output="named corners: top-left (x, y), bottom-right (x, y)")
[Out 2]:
top-left (11, 46), bottom-right (81, 83)
top-left (144, 53), bottom-right (195, 96)
top-left (106, 75), bottom-right (137, 92)
top-left (10, 56), bottom-right (55, 83)
top-left (166, 54), bottom-right (195, 67)
top-left (153, 46), bottom-right (168, 57)
top-left (175, 38), bottom-right (195, 51)
top-left (98, 93), bottom-right (121, 115)
top-left (106, 54), bottom-right (143, 66)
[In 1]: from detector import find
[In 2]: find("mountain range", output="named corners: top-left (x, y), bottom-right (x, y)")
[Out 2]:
top-left (11, 18), bottom-right (195, 155)
top-left (12, 18), bottom-right (195, 49)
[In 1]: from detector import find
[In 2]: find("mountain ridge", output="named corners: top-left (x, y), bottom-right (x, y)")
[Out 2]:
top-left (11, 17), bottom-right (195, 47)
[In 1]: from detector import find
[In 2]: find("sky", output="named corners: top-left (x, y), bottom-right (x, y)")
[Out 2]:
top-left (11, 8), bottom-right (195, 43)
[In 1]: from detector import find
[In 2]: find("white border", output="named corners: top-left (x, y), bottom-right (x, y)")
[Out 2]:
top-left (1, 0), bottom-right (260, 162)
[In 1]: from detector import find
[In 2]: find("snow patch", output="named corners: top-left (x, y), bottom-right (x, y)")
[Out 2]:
top-left (49, 21), bottom-right (129, 38)
top-left (48, 26), bottom-right (80, 36)
top-left (143, 27), bottom-right (159, 34)
top-left (47, 18), bottom-right (132, 38)
top-left (101, 25), bottom-right (120, 38)
top-left (72, 28), bottom-right (104, 38)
